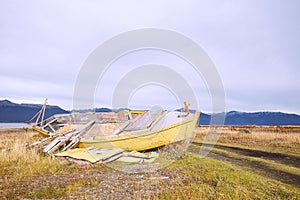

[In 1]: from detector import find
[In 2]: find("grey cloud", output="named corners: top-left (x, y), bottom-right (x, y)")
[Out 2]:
top-left (0, 0), bottom-right (299, 113)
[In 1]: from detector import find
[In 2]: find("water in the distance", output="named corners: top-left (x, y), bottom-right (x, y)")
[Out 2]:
top-left (0, 123), bottom-right (29, 128)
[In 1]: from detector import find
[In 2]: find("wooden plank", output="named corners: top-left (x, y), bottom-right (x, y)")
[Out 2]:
top-left (47, 132), bottom-right (74, 154)
top-left (111, 120), bottom-right (131, 135)
top-left (47, 140), bottom-right (65, 154)
top-left (31, 128), bottom-right (75, 147)
top-left (60, 121), bottom-right (95, 152)
top-left (73, 120), bottom-right (95, 138)
top-left (30, 136), bottom-right (53, 147)
top-left (86, 148), bottom-right (124, 161)
top-left (125, 110), bottom-right (163, 131)
top-left (40, 99), bottom-right (47, 127)
top-left (177, 101), bottom-right (191, 118)
top-left (61, 138), bottom-right (79, 152)
top-left (42, 118), bottom-right (57, 129)
top-left (101, 153), bottom-right (123, 163)
top-left (48, 124), bottom-right (56, 132)
top-left (43, 138), bottom-right (61, 153)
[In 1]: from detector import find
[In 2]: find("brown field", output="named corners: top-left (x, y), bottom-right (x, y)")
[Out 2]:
top-left (195, 125), bottom-right (300, 155)
top-left (0, 126), bottom-right (299, 199)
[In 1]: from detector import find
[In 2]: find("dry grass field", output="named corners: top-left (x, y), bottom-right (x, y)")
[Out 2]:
top-left (0, 127), bottom-right (299, 199)
top-left (195, 126), bottom-right (300, 155)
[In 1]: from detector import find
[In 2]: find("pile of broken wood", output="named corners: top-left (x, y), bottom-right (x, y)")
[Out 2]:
top-left (29, 120), bottom-right (95, 154)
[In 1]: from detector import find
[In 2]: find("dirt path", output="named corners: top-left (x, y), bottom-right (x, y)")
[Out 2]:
top-left (189, 143), bottom-right (300, 188)
top-left (193, 141), bottom-right (300, 168)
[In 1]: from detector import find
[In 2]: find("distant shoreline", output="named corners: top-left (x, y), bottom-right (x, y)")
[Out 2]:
top-left (0, 123), bottom-right (30, 134)
top-left (0, 123), bottom-right (29, 128)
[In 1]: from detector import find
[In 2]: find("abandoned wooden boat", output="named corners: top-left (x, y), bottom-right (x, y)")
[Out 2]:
top-left (78, 110), bottom-right (200, 151)
top-left (29, 100), bottom-right (200, 152)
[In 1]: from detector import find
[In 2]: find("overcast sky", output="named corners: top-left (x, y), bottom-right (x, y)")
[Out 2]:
top-left (1, 0), bottom-right (300, 114)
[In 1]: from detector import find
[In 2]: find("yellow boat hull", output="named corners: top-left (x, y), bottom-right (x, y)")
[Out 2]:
top-left (78, 111), bottom-right (200, 151)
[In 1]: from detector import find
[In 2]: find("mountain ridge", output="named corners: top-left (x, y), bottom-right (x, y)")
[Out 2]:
top-left (0, 99), bottom-right (300, 125)
top-left (0, 99), bottom-right (69, 123)
top-left (198, 111), bottom-right (300, 125)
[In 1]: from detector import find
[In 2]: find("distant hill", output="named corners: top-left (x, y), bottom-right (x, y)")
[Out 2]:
top-left (0, 100), bottom-right (69, 123)
top-left (198, 111), bottom-right (300, 125)
top-left (1, 100), bottom-right (300, 125)
top-left (95, 108), bottom-right (113, 112)
top-left (72, 108), bottom-right (113, 113)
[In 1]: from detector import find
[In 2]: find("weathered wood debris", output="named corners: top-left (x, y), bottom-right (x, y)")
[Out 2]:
top-left (30, 120), bottom-right (95, 154)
